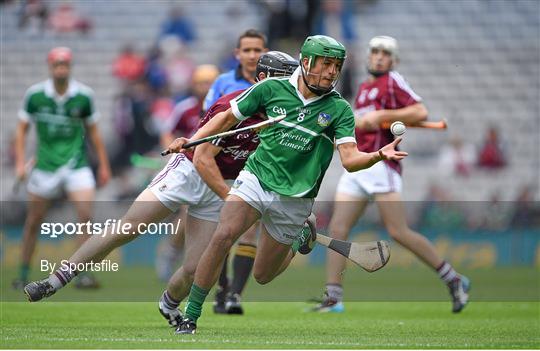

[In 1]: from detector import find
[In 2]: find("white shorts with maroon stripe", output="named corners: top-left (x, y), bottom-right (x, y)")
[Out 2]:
top-left (336, 161), bottom-right (402, 198)
top-left (148, 154), bottom-right (231, 222)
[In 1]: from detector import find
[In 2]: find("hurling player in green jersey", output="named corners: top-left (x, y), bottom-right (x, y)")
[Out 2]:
top-left (164, 35), bottom-right (407, 334)
top-left (13, 47), bottom-right (111, 289)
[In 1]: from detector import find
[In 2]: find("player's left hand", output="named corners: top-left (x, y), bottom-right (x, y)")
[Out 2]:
top-left (356, 110), bottom-right (382, 131)
top-left (378, 137), bottom-right (409, 161)
top-left (97, 165), bottom-right (111, 186)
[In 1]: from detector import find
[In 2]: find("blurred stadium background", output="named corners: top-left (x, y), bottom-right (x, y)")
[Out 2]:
top-left (1, 0), bottom-right (539, 300)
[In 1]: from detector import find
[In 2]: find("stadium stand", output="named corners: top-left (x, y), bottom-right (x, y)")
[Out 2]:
top-left (1, 0), bottom-right (538, 202)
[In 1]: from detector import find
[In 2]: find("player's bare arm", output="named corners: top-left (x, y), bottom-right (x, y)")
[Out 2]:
top-left (193, 142), bottom-right (230, 200)
top-left (356, 103), bottom-right (428, 130)
top-left (337, 138), bottom-right (408, 172)
top-left (166, 108), bottom-right (238, 154)
top-left (14, 120), bottom-right (30, 180)
top-left (86, 123), bottom-right (111, 186)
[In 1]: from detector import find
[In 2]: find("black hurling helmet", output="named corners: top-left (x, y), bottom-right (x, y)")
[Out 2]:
top-left (255, 51), bottom-right (299, 81)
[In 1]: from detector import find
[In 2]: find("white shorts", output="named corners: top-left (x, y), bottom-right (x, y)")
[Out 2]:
top-left (229, 170), bottom-right (314, 245)
top-left (336, 161), bottom-right (402, 199)
top-left (148, 154), bottom-right (231, 222)
top-left (27, 166), bottom-right (95, 199)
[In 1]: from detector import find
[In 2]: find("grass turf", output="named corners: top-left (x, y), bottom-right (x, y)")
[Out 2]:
top-left (2, 266), bottom-right (538, 348)
top-left (2, 266), bottom-right (538, 302)
top-left (1, 301), bottom-right (538, 349)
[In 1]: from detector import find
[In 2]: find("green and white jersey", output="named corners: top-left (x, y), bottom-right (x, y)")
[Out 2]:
top-left (18, 79), bottom-right (99, 171)
top-left (230, 68), bottom-right (356, 198)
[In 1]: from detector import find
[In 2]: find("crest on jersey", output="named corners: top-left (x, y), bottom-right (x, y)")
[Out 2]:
top-left (317, 112), bottom-right (332, 127)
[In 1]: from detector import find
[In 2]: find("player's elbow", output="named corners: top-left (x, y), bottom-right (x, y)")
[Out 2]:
top-left (414, 104), bottom-right (429, 121)
top-left (341, 159), bottom-right (358, 173)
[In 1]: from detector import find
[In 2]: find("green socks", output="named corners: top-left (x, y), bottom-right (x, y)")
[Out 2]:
top-left (184, 284), bottom-right (209, 322)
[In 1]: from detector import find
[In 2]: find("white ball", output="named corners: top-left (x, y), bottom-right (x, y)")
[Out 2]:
top-left (390, 121), bottom-right (406, 136)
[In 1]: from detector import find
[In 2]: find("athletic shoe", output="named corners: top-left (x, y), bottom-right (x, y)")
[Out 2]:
top-left (158, 300), bottom-right (183, 327)
top-left (225, 293), bottom-right (244, 315)
top-left (448, 275), bottom-right (471, 313)
top-left (213, 285), bottom-right (228, 314)
top-left (24, 279), bottom-right (56, 302)
top-left (309, 295), bottom-right (345, 313)
top-left (74, 273), bottom-right (100, 289)
top-left (12, 278), bottom-right (28, 290)
top-left (297, 214), bottom-right (317, 255)
top-left (175, 318), bottom-right (197, 335)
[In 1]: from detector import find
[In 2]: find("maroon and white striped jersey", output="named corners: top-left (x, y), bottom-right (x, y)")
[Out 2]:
top-left (185, 90), bottom-right (264, 180)
top-left (353, 71), bottom-right (422, 174)
top-left (167, 96), bottom-right (203, 138)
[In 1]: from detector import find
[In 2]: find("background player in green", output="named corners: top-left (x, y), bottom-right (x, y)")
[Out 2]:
top-left (165, 35), bottom-right (408, 334)
top-left (13, 47), bottom-right (111, 289)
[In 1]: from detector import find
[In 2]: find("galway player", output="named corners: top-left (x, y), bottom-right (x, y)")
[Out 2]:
top-left (165, 35), bottom-right (408, 335)
top-left (22, 52), bottom-right (300, 317)
top-left (312, 36), bottom-right (470, 314)
top-left (203, 29), bottom-right (268, 314)
top-left (155, 64), bottom-right (219, 282)
top-left (13, 47), bottom-right (111, 289)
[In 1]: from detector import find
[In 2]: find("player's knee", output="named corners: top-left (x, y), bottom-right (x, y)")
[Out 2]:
top-left (211, 227), bottom-right (236, 250)
top-left (252, 266), bottom-right (275, 285)
top-left (253, 271), bottom-right (273, 285)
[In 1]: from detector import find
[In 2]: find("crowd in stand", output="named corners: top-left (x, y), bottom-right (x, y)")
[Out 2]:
top-left (4, 1), bottom-right (539, 231)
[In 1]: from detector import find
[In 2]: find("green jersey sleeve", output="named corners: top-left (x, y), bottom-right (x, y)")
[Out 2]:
top-left (334, 102), bottom-right (356, 145)
top-left (230, 79), bottom-right (271, 121)
top-left (18, 84), bottom-right (40, 122)
top-left (79, 85), bottom-right (100, 125)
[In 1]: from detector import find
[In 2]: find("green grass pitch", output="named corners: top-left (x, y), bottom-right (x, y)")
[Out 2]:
top-left (1, 266), bottom-right (539, 348)
top-left (2, 301), bottom-right (538, 349)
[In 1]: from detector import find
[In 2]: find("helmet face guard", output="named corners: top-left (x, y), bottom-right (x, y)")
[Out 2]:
top-left (300, 55), bottom-right (344, 95)
top-left (299, 35), bottom-right (347, 95)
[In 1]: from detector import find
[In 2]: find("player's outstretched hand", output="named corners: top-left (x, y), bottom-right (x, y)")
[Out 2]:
top-left (378, 137), bottom-right (408, 161)
top-left (166, 137), bottom-right (192, 154)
